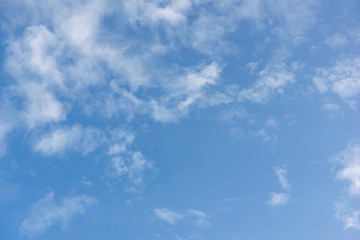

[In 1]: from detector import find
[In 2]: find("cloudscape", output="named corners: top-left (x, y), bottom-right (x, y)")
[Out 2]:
top-left (0, 0), bottom-right (359, 239)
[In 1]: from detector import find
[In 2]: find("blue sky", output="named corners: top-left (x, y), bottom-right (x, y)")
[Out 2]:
top-left (0, 0), bottom-right (360, 239)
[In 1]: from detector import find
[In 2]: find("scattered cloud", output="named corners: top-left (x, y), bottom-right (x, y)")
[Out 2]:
top-left (153, 208), bottom-right (183, 225)
top-left (266, 0), bottom-right (318, 43)
top-left (125, 0), bottom-right (192, 26)
top-left (238, 60), bottom-right (296, 103)
top-left (322, 102), bottom-right (342, 117)
top-left (267, 192), bottom-right (290, 206)
top-left (313, 57), bottom-right (360, 104)
top-left (20, 192), bottom-right (97, 238)
top-left (35, 125), bottom-right (151, 190)
top-left (331, 140), bottom-right (360, 197)
top-left (331, 140), bottom-right (360, 230)
top-left (34, 125), bottom-right (103, 156)
top-left (154, 208), bottom-right (211, 228)
top-left (151, 62), bottom-right (223, 123)
top-left (335, 202), bottom-right (360, 230)
top-left (325, 33), bottom-right (348, 49)
top-left (267, 167), bottom-right (291, 206)
top-left (246, 62), bottom-right (259, 75)
top-left (275, 167), bottom-right (291, 190)
top-left (109, 151), bottom-right (152, 190)
top-left (186, 209), bottom-right (211, 228)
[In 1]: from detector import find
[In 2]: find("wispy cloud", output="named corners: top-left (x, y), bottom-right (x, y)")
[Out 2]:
top-left (325, 33), bottom-right (348, 49)
top-left (125, 0), bottom-right (192, 26)
top-left (267, 167), bottom-right (291, 207)
top-left (20, 192), bottom-right (97, 238)
top-left (186, 209), bottom-right (211, 228)
top-left (275, 167), bottom-right (291, 191)
top-left (34, 125), bottom-right (103, 156)
top-left (230, 127), bottom-right (277, 143)
top-left (153, 208), bottom-right (184, 225)
top-left (109, 151), bottom-right (152, 190)
top-left (238, 60), bottom-right (296, 103)
top-left (151, 62), bottom-right (223, 123)
top-left (335, 202), bottom-right (360, 230)
top-left (153, 208), bottom-right (211, 228)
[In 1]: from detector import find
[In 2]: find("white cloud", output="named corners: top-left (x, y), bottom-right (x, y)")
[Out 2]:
top-left (1, 0), bottom-right (314, 136)
top-left (313, 57), bottom-right (360, 102)
top-left (35, 125), bottom-right (103, 156)
top-left (325, 33), bottom-right (348, 49)
top-left (153, 208), bottom-right (211, 228)
top-left (20, 192), bottom-right (97, 238)
top-left (107, 129), bottom-right (136, 155)
top-left (331, 140), bottom-right (360, 230)
top-left (335, 202), bottom-right (360, 230)
top-left (5, 25), bottom-right (65, 128)
top-left (125, 0), bottom-right (192, 25)
top-left (109, 151), bottom-right (152, 190)
top-left (250, 129), bottom-right (277, 143)
top-left (21, 83), bottom-right (65, 128)
top-left (35, 124), bottom-right (151, 190)
top-left (154, 208), bottom-right (183, 225)
top-left (151, 62), bottom-right (223, 122)
top-left (267, 167), bottom-right (291, 207)
top-left (267, 192), bottom-right (290, 206)
top-left (246, 62), bottom-right (259, 75)
top-left (5, 24), bottom-right (62, 82)
top-left (275, 167), bottom-right (291, 190)
top-left (322, 102), bottom-right (342, 117)
top-left (331, 140), bottom-right (360, 197)
top-left (4, 0), bottom-right (151, 128)
top-left (186, 209), bottom-right (211, 228)
top-left (239, 61), bottom-right (296, 103)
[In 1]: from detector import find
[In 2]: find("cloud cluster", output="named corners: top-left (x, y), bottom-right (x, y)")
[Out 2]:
top-left (313, 57), bottom-right (360, 106)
